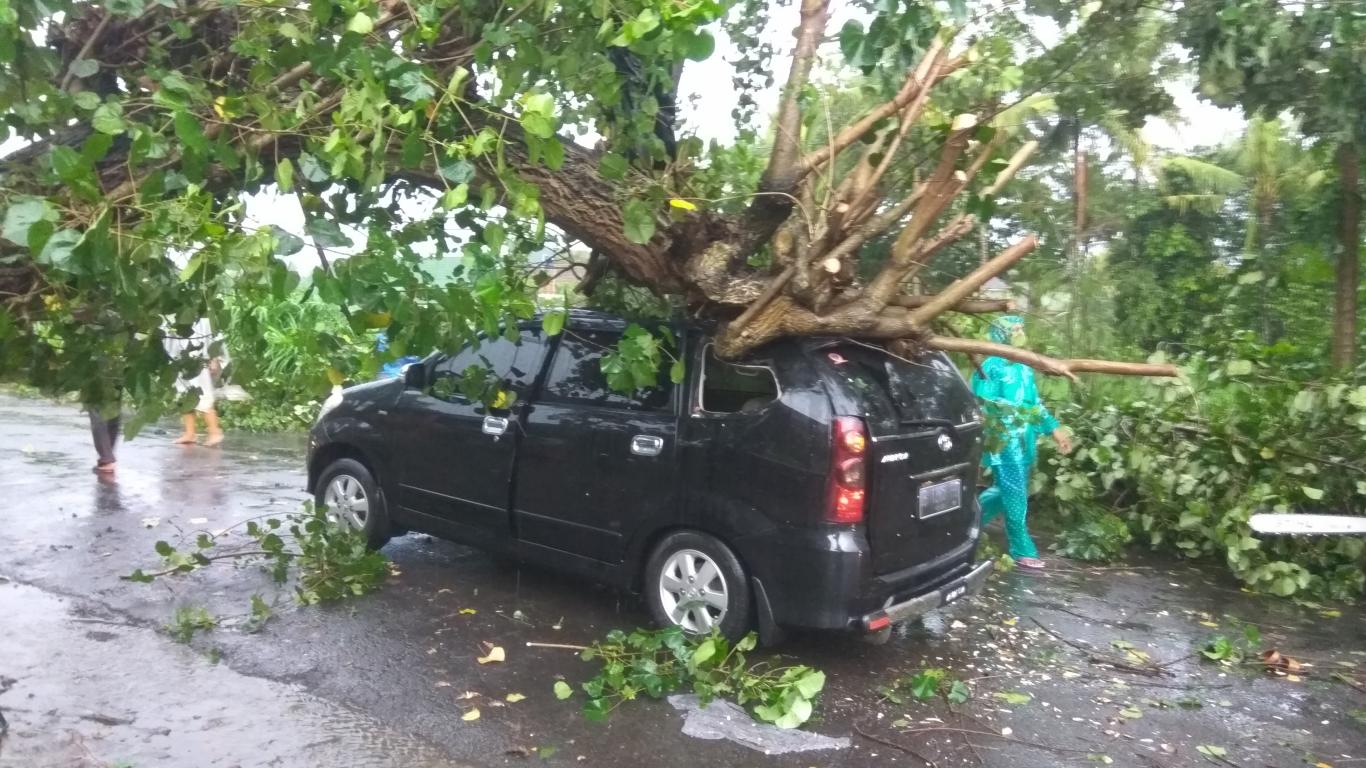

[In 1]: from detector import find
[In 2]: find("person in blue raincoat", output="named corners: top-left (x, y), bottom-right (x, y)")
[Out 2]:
top-left (971, 315), bottom-right (1073, 570)
top-left (376, 332), bottom-right (421, 380)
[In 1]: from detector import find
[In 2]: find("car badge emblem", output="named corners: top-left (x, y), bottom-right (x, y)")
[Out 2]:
top-left (937, 432), bottom-right (954, 452)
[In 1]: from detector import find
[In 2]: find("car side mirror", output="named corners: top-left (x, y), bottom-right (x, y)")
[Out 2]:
top-left (402, 362), bottom-right (425, 389)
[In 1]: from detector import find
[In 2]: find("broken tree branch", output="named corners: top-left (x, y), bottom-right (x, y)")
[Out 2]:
top-left (929, 337), bottom-right (1179, 381)
top-left (908, 235), bottom-right (1038, 324)
top-left (801, 36), bottom-right (946, 176)
top-left (889, 295), bottom-right (1013, 313)
top-left (760, 0), bottom-right (830, 194)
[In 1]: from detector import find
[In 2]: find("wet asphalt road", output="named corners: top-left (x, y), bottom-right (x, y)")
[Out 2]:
top-left (0, 392), bottom-right (1363, 768)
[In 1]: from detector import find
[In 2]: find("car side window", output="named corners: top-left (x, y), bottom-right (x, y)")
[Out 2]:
top-left (429, 330), bottom-right (544, 404)
top-left (542, 330), bottom-right (672, 411)
top-left (698, 345), bottom-right (779, 414)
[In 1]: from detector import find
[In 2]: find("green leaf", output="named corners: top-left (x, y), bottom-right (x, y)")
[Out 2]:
top-left (993, 691), bottom-right (1032, 705)
top-left (622, 199), bottom-right (656, 244)
top-left (542, 310), bottom-right (566, 336)
top-left (773, 696), bottom-right (812, 729)
top-left (947, 680), bottom-right (971, 704)
top-left (73, 91), bottom-right (101, 111)
top-left (1225, 359), bottom-right (1253, 376)
top-left (1196, 745), bottom-right (1227, 758)
top-left (554, 680), bottom-right (573, 700)
top-left (440, 159), bottom-right (475, 184)
top-left (839, 20), bottom-right (864, 61)
top-left (2, 196), bottom-right (57, 246)
top-left (154, 540), bottom-right (174, 557)
top-left (92, 103), bottom-right (126, 135)
top-left (684, 30), bottom-right (715, 61)
top-left (909, 671), bottom-right (939, 699)
top-left (269, 225), bottom-right (304, 256)
top-left (36, 229), bottom-right (83, 270)
top-left (669, 359), bottom-right (685, 385)
top-left (1118, 705), bottom-right (1143, 719)
top-left (440, 184), bottom-right (469, 210)
top-left (346, 12), bottom-right (374, 34)
top-left (275, 158), bottom-right (295, 192)
top-left (691, 638), bottom-right (716, 667)
top-left (599, 153), bottom-right (628, 180)
top-left (394, 69), bottom-right (435, 102)
top-left (1301, 486), bottom-right (1325, 501)
top-left (304, 217), bottom-right (352, 248)
top-left (69, 58), bottom-right (100, 78)
top-left (174, 109), bottom-right (210, 154)
top-left (793, 669), bottom-right (825, 699)
top-left (50, 146), bottom-right (85, 181)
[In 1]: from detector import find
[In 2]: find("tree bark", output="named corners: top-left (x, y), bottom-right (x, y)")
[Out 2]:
top-left (1332, 141), bottom-right (1360, 370)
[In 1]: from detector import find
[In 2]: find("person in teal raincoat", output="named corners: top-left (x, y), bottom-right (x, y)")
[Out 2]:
top-left (971, 315), bottom-right (1072, 569)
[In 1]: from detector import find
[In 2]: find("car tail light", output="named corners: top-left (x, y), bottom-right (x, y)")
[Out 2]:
top-left (828, 416), bottom-right (868, 524)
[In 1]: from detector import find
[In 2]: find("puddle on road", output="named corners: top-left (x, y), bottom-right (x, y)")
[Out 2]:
top-left (0, 582), bottom-right (465, 768)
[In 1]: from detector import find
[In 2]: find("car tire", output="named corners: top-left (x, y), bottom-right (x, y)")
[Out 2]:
top-left (644, 531), bottom-right (752, 642)
top-left (314, 458), bottom-right (392, 550)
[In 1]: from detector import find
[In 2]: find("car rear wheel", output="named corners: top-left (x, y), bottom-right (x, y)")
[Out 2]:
top-left (315, 458), bottom-right (391, 550)
top-left (644, 531), bottom-right (751, 641)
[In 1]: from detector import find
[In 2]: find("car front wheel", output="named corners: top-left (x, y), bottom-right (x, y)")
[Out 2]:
top-left (644, 531), bottom-right (751, 641)
top-left (315, 457), bottom-right (391, 550)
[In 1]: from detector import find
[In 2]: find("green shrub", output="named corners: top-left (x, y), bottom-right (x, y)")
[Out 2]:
top-left (1034, 348), bottom-right (1366, 600)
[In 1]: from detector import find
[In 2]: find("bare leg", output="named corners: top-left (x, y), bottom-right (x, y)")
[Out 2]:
top-left (174, 413), bottom-right (198, 444)
top-left (202, 407), bottom-right (224, 446)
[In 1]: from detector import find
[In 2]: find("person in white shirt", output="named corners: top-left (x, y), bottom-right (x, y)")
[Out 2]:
top-left (163, 318), bottom-right (226, 447)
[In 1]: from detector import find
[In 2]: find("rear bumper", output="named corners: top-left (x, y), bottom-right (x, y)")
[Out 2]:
top-left (859, 558), bottom-right (993, 631)
top-left (738, 524), bottom-right (986, 632)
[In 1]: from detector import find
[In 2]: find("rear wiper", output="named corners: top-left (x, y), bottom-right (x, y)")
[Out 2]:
top-left (898, 418), bottom-right (958, 437)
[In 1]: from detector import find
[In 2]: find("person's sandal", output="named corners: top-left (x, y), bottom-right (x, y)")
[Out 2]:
top-left (1016, 557), bottom-right (1046, 570)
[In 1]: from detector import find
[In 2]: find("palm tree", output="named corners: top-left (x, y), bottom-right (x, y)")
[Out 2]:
top-left (1156, 116), bottom-right (1325, 342)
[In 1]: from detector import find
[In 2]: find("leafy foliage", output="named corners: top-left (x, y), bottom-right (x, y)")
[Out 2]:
top-left (560, 627), bottom-right (825, 729)
top-left (1200, 623), bottom-right (1263, 665)
top-left (166, 605), bottom-right (217, 644)
top-left (127, 503), bottom-right (389, 631)
top-left (878, 668), bottom-right (972, 706)
top-left (1035, 349), bottom-right (1366, 599)
top-left (1049, 509), bottom-right (1132, 563)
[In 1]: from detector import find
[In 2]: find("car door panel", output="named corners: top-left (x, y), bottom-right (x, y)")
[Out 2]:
top-left (389, 331), bottom-right (546, 548)
top-left (512, 329), bottom-right (679, 565)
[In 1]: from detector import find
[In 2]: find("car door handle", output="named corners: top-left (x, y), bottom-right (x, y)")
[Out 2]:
top-left (482, 416), bottom-right (509, 436)
top-left (630, 435), bottom-right (664, 456)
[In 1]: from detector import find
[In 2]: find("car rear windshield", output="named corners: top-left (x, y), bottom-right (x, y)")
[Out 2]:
top-left (815, 342), bottom-right (979, 431)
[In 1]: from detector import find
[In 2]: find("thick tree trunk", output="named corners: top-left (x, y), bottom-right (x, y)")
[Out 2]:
top-left (1333, 142), bottom-right (1360, 371)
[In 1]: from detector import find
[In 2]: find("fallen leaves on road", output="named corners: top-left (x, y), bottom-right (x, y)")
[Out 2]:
top-left (462, 708), bottom-right (480, 721)
top-left (460, 608), bottom-right (477, 615)
top-left (506, 693), bottom-right (526, 703)
top-left (478, 643), bottom-right (506, 664)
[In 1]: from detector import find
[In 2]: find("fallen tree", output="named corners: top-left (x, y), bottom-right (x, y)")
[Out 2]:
top-left (0, 0), bottom-right (1173, 413)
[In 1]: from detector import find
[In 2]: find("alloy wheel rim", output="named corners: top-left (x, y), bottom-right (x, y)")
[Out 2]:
top-left (323, 474), bottom-right (369, 531)
top-left (658, 548), bottom-right (728, 633)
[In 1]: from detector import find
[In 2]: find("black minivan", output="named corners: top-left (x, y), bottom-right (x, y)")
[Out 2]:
top-left (307, 310), bottom-right (992, 641)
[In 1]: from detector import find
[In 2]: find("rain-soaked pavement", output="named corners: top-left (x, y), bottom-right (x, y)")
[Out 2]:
top-left (0, 391), bottom-right (1362, 768)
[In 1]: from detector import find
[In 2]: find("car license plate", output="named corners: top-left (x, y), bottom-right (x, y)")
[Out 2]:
top-left (943, 584), bottom-right (967, 604)
top-left (917, 478), bottom-right (962, 519)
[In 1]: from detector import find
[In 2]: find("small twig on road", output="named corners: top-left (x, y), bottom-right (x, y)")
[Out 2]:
top-left (1028, 617), bottom-right (1170, 677)
top-left (852, 721), bottom-right (939, 767)
top-left (526, 641), bottom-right (588, 651)
top-left (69, 617), bottom-right (141, 629)
top-left (895, 726), bottom-right (1096, 755)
